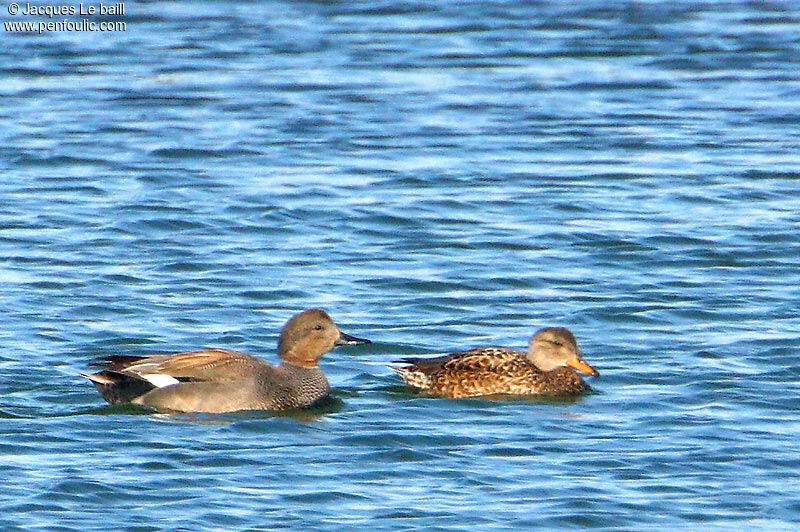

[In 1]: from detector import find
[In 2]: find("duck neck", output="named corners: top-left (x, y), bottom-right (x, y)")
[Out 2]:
top-left (527, 351), bottom-right (560, 372)
top-left (282, 363), bottom-right (330, 404)
top-left (281, 358), bottom-right (319, 370)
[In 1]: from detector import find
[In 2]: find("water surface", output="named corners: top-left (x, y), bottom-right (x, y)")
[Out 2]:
top-left (2, 1), bottom-right (800, 530)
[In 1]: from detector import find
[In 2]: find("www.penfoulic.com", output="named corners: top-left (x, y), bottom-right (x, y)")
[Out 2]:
top-left (5, 3), bottom-right (126, 33)
top-left (5, 18), bottom-right (126, 33)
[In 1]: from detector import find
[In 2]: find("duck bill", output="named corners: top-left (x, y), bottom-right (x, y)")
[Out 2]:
top-left (567, 357), bottom-right (599, 377)
top-left (334, 331), bottom-right (371, 346)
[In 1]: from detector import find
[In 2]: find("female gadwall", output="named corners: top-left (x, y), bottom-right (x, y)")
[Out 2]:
top-left (82, 308), bottom-right (370, 413)
top-left (390, 327), bottom-right (597, 398)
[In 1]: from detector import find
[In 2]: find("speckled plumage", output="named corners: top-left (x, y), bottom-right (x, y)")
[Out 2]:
top-left (82, 309), bottom-right (369, 413)
top-left (391, 328), bottom-right (596, 398)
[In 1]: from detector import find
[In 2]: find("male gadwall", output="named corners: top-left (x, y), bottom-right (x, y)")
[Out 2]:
top-left (390, 327), bottom-right (597, 398)
top-left (82, 308), bottom-right (370, 413)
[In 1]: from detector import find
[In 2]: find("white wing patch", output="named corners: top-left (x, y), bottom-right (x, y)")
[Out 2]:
top-left (140, 374), bottom-right (180, 388)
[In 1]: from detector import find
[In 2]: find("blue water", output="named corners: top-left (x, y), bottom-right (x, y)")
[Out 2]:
top-left (2, 0), bottom-right (800, 530)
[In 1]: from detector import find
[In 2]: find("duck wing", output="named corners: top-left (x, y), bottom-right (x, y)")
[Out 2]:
top-left (92, 348), bottom-right (271, 383)
top-left (395, 347), bottom-right (529, 373)
top-left (390, 347), bottom-right (544, 398)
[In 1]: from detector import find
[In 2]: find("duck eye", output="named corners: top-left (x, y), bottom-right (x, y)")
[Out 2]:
top-left (313, 324), bottom-right (324, 331)
top-left (551, 340), bottom-right (563, 346)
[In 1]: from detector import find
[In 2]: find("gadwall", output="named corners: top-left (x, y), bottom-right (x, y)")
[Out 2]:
top-left (82, 308), bottom-right (370, 413)
top-left (390, 327), bottom-right (597, 398)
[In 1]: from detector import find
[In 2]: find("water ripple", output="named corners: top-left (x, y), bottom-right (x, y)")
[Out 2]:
top-left (3, 0), bottom-right (800, 530)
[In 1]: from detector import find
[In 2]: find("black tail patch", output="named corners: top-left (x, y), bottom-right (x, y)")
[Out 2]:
top-left (83, 370), bottom-right (155, 405)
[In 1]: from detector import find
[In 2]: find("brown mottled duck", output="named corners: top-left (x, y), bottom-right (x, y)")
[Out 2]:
top-left (390, 327), bottom-right (598, 398)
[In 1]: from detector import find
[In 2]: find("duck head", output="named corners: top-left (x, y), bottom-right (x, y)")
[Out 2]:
top-left (526, 327), bottom-right (598, 377)
top-left (278, 308), bottom-right (370, 368)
